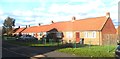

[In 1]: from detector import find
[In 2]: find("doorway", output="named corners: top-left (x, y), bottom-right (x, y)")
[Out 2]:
top-left (76, 32), bottom-right (80, 43)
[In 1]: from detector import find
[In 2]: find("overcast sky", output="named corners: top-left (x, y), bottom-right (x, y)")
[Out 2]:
top-left (0, 0), bottom-right (119, 28)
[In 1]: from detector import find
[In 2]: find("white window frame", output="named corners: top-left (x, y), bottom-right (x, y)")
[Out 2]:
top-left (84, 31), bottom-right (96, 38)
top-left (84, 32), bottom-right (88, 38)
top-left (92, 31), bottom-right (96, 38)
top-left (66, 32), bottom-right (73, 38)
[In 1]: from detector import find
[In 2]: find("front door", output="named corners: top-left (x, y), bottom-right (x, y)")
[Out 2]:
top-left (76, 32), bottom-right (80, 43)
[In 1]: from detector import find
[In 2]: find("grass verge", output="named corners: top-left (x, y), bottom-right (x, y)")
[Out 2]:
top-left (57, 45), bottom-right (117, 57)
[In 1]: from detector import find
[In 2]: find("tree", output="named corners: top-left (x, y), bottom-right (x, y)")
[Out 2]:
top-left (3, 17), bottom-right (15, 36)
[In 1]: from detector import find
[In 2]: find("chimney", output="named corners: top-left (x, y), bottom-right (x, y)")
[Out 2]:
top-left (28, 25), bottom-right (30, 27)
top-left (26, 25), bottom-right (27, 28)
top-left (72, 16), bottom-right (76, 22)
top-left (106, 12), bottom-right (110, 18)
top-left (18, 26), bottom-right (20, 28)
top-left (38, 23), bottom-right (41, 26)
top-left (51, 20), bottom-right (54, 23)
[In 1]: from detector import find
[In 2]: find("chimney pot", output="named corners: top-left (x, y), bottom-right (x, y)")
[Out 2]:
top-left (26, 25), bottom-right (27, 28)
top-left (28, 25), bottom-right (30, 27)
top-left (72, 16), bottom-right (76, 20)
top-left (106, 12), bottom-right (110, 18)
top-left (71, 16), bottom-right (76, 22)
top-left (51, 20), bottom-right (54, 23)
top-left (18, 26), bottom-right (20, 28)
top-left (39, 23), bottom-right (41, 26)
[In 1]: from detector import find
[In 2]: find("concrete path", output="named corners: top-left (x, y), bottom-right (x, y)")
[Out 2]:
top-left (43, 51), bottom-right (79, 57)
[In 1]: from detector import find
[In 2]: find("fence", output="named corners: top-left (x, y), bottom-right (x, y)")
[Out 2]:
top-left (102, 34), bottom-right (119, 45)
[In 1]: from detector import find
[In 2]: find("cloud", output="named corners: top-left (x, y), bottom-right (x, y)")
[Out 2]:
top-left (47, 0), bottom-right (106, 20)
top-left (0, 9), bottom-right (6, 21)
top-left (109, 6), bottom-right (118, 22)
top-left (49, 4), bottom-right (91, 14)
top-left (0, 15), bottom-right (7, 20)
top-left (33, 8), bottom-right (45, 12)
top-left (15, 21), bottom-right (36, 26)
top-left (0, 10), bottom-right (4, 15)
top-left (24, 17), bottom-right (35, 20)
top-left (12, 10), bottom-right (33, 17)
top-left (48, 0), bottom-right (109, 16)
top-left (0, 0), bottom-right (119, 27)
top-left (30, 0), bottom-right (119, 25)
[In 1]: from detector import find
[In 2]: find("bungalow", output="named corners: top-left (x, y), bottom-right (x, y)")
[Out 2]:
top-left (13, 26), bottom-right (26, 36)
top-left (15, 12), bottom-right (116, 45)
top-left (21, 25), bottom-right (51, 40)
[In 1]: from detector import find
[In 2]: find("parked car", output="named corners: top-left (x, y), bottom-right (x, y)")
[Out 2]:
top-left (115, 43), bottom-right (120, 58)
top-left (16, 35), bottom-right (38, 41)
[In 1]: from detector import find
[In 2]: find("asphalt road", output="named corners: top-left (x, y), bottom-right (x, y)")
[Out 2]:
top-left (2, 41), bottom-right (30, 59)
top-left (2, 41), bottom-right (79, 59)
top-left (2, 48), bottom-right (28, 57)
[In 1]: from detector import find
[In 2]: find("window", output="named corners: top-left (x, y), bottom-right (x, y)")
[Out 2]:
top-left (84, 32), bottom-right (88, 38)
top-left (66, 32), bottom-right (73, 38)
top-left (84, 31), bottom-right (96, 38)
top-left (31, 33), bottom-right (34, 36)
top-left (92, 31), bottom-right (96, 38)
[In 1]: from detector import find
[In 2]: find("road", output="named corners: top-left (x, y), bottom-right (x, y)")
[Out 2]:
top-left (2, 41), bottom-right (79, 59)
top-left (2, 41), bottom-right (30, 59)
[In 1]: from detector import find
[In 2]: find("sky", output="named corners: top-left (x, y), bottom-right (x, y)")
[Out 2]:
top-left (0, 0), bottom-right (119, 28)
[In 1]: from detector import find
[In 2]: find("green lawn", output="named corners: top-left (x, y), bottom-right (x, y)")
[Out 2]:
top-left (57, 45), bottom-right (117, 57)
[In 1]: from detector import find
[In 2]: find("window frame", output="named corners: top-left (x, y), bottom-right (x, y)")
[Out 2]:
top-left (84, 32), bottom-right (88, 38)
top-left (84, 31), bottom-right (96, 38)
top-left (92, 31), bottom-right (96, 38)
top-left (66, 32), bottom-right (73, 38)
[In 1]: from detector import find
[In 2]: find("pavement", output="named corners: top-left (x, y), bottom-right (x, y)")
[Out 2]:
top-left (2, 41), bottom-right (79, 59)
top-left (43, 51), bottom-right (78, 57)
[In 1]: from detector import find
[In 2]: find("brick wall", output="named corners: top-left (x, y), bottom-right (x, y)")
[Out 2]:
top-left (102, 18), bottom-right (116, 34)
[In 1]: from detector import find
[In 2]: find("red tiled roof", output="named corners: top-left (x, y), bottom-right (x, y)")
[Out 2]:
top-left (22, 25), bottom-right (52, 33)
top-left (21, 26), bottom-right (37, 33)
top-left (50, 16), bottom-right (107, 31)
top-left (14, 28), bottom-right (25, 33)
top-left (21, 16), bottom-right (108, 33)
